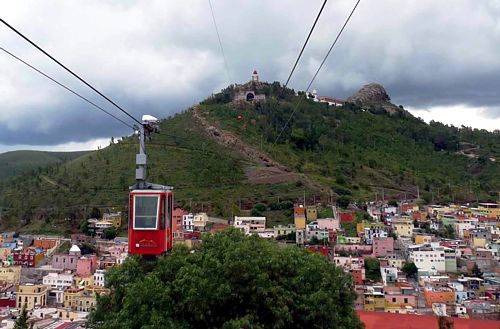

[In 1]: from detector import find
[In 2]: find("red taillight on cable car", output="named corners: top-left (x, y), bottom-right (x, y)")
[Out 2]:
top-left (128, 189), bottom-right (173, 255)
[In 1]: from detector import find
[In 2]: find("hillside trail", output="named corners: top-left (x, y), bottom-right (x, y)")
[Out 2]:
top-left (191, 106), bottom-right (331, 195)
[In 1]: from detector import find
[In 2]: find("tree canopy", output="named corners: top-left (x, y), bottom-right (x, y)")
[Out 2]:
top-left (402, 262), bottom-right (418, 279)
top-left (89, 229), bottom-right (362, 329)
top-left (364, 257), bottom-right (381, 282)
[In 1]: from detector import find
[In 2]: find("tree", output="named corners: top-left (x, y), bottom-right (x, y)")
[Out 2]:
top-left (89, 229), bottom-right (363, 329)
top-left (89, 207), bottom-right (101, 219)
top-left (402, 262), bottom-right (418, 279)
top-left (80, 220), bottom-right (92, 236)
top-left (364, 257), bottom-right (381, 282)
top-left (470, 263), bottom-right (483, 278)
top-left (337, 195), bottom-right (351, 209)
top-left (80, 243), bottom-right (97, 255)
top-left (14, 306), bottom-right (32, 329)
top-left (103, 227), bottom-right (117, 240)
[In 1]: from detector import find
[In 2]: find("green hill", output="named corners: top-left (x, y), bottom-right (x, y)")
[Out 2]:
top-left (0, 150), bottom-right (90, 179)
top-left (0, 81), bottom-right (499, 233)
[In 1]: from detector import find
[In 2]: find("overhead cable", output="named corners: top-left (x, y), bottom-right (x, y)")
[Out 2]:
top-left (0, 46), bottom-right (135, 130)
top-left (274, 0), bottom-right (361, 144)
top-left (0, 18), bottom-right (142, 126)
top-left (284, 0), bottom-right (328, 88)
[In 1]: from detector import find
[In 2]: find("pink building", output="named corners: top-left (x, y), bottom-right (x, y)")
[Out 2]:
top-left (173, 208), bottom-right (188, 240)
top-left (108, 246), bottom-right (126, 258)
top-left (76, 255), bottom-right (98, 277)
top-left (372, 237), bottom-right (394, 257)
top-left (52, 245), bottom-right (81, 270)
top-left (335, 244), bottom-right (372, 254)
top-left (317, 218), bottom-right (340, 231)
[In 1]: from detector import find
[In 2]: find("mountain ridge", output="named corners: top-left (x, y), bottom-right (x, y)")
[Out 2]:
top-left (0, 81), bottom-right (499, 233)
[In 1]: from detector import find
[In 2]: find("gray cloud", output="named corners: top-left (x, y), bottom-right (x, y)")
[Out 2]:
top-left (2, 0), bottom-right (500, 149)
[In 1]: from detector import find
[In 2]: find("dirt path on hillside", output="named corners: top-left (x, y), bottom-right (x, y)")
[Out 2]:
top-left (191, 107), bottom-right (330, 193)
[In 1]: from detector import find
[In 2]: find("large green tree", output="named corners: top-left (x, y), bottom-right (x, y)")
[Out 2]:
top-left (89, 229), bottom-right (363, 329)
top-left (364, 257), bottom-right (381, 282)
top-left (402, 262), bottom-right (418, 279)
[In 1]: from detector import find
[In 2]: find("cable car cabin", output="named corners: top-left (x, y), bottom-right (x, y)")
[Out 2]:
top-left (128, 189), bottom-right (173, 256)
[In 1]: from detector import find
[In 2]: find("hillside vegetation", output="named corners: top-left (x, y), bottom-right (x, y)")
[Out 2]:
top-left (0, 150), bottom-right (89, 179)
top-left (0, 81), bottom-right (499, 232)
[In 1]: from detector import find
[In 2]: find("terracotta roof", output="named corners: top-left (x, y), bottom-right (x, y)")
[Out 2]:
top-left (358, 311), bottom-right (500, 329)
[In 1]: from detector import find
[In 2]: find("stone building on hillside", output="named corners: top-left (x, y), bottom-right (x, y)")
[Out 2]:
top-left (233, 70), bottom-right (266, 102)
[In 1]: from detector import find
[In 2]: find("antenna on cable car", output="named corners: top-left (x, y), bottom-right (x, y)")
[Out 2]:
top-left (133, 114), bottom-right (161, 190)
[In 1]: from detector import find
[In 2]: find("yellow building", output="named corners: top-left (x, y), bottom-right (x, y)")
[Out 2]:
top-left (295, 217), bottom-right (306, 230)
top-left (394, 222), bottom-right (413, 238)
top-left (0, 266), bottom-right (21, 284)
top-left (415, 234), bottom-right (432, 245)
top-left (16, 284), bottom-right (48, 310)
top-left (63, 288), bottom-right (84, 308)
top-left (103, 212), bottom-right (122, 229)
top-left (85, 285), bottom-right (111, 296)
top-left (364, 292), bottom-right (385, 312)
top-left (388, 258), bottom-right (405, 269)
top-left (472, 237), bottom-right (486, 248)
top-left (74, 292), bottom-right (98, 312)
top-left (193, 213), bottom-right (209, 230)
top-left (57, 308), bottom-right (80, 321)
top-left (356, 222), bottom-right (365, 235)
top-left (306, 207), bottom-right (317, 221)
top-left (478, 203), bottom-right (500, 219)
top-left (73, 275), bottom-right (94, 288)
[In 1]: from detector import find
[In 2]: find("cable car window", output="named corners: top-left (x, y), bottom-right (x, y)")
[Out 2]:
top-left (134, 195), bottom-right (159, 229)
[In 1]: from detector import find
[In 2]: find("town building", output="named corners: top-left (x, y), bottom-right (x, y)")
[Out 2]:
top-left (408, 244), bottom-right (447, 273)
top-left (233, 216), bottom-right (266, 235)
top-left (193, 213), bottom-right (209, 231)
top-left (43, 273), bottom-right (74, 290)
top-left (94, 269), bottom-right (106, 287)
top-left (17, 284), bottom-right (48, 310)
top-left (182, 213), bottom-right (194, 232)
top-left (102, 212), bottom-right (122, 229)
top-left (372, 237), bottom-right (394, 257)
top-left (0, 266), bottom-right (21, 284)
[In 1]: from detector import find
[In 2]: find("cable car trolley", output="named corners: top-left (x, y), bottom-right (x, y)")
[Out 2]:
top-left (128, 115), bottom-right (173, 256)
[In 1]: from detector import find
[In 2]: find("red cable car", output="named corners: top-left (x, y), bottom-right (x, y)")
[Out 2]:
top-left (127, 115), bottom-right (174, 256)
top-left (128, 187), bottom-right (173, 256)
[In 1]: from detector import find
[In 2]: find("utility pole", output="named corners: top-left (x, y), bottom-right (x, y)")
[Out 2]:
top-left (303, 190), bottom-right (306, 207)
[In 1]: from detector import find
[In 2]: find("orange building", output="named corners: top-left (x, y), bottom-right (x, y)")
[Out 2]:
top-left (33, 239), bottom-right (57, 250)
top-left (423, 288), bottom-right (455, 307)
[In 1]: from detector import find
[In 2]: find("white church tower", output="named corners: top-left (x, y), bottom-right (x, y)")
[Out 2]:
top-left (252, 69), bottom-right (259, 82)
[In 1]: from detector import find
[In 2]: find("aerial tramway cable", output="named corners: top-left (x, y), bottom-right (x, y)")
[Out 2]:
top-left (284, 0), bottom-right (328, 89)
top-left (208, 0), bottom-right (232, 83)
top-left (274, 0), bottom-right (361, 144)
top-left (0, 18), bottom-right (142, 126)
top-left (0, 46), bottom-right (135, 130)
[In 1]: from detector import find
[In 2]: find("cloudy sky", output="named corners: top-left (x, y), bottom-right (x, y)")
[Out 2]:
top-left (1, 0), bottom-right (500, 153)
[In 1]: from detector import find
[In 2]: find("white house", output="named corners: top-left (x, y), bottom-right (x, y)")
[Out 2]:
top-left (408, 244), bottom-right (446, 273)
top-left (42, 272), bottom-right (73, 290)
top-left (94, 269), bottom-right (106, 287)
top-left (182, 213), bottom-right (194, 232)
top-left (234, 216), bottom-right (266, 235)
top-left (380, 266), bottom-right (399, 285)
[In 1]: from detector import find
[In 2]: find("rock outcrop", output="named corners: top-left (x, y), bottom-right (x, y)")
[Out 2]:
top-left (347, 83), bottom-right (400, 113)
